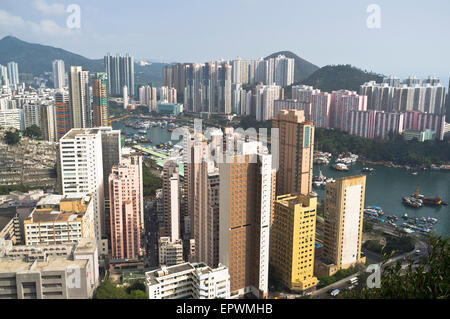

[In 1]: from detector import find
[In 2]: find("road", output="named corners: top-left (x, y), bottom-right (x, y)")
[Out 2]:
top-left (144, 201), bottom-right (159, 268)
top-left (310, 238), bottom-right (428, 298)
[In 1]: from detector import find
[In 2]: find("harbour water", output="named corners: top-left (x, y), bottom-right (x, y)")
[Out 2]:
top-left (313, 162), bottom-right (450, 236)
top-left (113, 118), bottom-right (449, 237)
top-left (112, 118), bottom-right (173, 148)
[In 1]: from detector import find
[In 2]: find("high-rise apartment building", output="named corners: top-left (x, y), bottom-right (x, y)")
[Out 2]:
top-left (273, 109), bottom-right (314, 196)
top-left (39, 103), bottom-right (56, 142)
top-left (68, 66), bottom-right (91, 128)
top-left (52, 60), bottom-right (65, 89)
top-left (162, 160), bottom-right (180, 241)
top-left (109, 153), bottom-right (143, 260)
top-left (59, 129), bottom-right (105, 251)
top-left (101, 128), bottom-right (123, 238)
top-left (183, 134), bottom-right (220, 267)
top-left (92, 73), bottom-right (109, 127)
top-left (219, 143), bottom-right (273, 298)
top-left (255, 84), bottom-right (281, 121)
top-left (0, 64), bottom-right (9, 87)
top-left (270, 194), bottom-right (318, 292)
top-left (317, 175), bottom-right (366, 276)
top-left (104, 53), bottom-right (135, 97)
top-left (273, 55), bottom-right (295, 87)
top-left (55, 90), bottom-right (71, 140)
top-left (7, 62), bottom-right (19, 87)
top-left (330, 90), bottom-right (367, 131)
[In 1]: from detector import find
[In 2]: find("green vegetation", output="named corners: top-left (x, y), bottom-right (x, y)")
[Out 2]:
top-left (0, 184), bottom-right (35, 195)
top-left (23, 125), bottom-right (42, 139)
top-left (94, 279), bottom-right (148, 299)
top-left (0, 36), bottom-right (166, 84)
top-left (315, 128), bottom-right (450, 166)
top-left (142, 163), bottom-right (162, 198)
top-left (363, 219), bottom-right (374, 233)
top-left (344, 235), bottom-right (449, 299)
top-left (239, 115), bottom-right (272, 131)
top-left (363, 235), bottom-right (415, 256)
top-left (317, 267), bottom-right (358, 288)
top-left (300, 64), bottom-right (383, 92)
top-left (3, 130), bottom-right (20, 145)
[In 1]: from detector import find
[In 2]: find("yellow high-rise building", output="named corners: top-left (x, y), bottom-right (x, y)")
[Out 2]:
top-left (315, 175), bottom-right (367, 277)
top-left (270, 194), bottom-right (318, 292)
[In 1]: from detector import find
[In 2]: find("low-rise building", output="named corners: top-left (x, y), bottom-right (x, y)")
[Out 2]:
top-left (146, 262), bottom-right (230, 299)
top-left (158, 236), bottom-right (183, 266)
top-left (0, 238), bottom-right (99, 299)
top-left (402, 129), bottom-right (436, 142)
top-left (24, 194), bottom-right (95, 246)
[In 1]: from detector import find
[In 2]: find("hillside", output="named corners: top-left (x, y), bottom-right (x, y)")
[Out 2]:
top-left (0, 36), bottom-right (103, 75)
top-left (0, 36), bottom-right (166, 85)
top-left (265, 50), bottom-right (319, 82)
top-left (300, 64), bottom-right (384, 92)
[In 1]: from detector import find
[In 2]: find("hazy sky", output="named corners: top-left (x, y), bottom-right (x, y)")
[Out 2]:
top-left (1, 0), bottom-right (449, 84)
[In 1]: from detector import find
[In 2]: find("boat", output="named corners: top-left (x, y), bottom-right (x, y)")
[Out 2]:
top-left (313, 170), bottom-right (327, 188)
top-left (332, 163), bottom-right (349, 171)
top-left (411, 172), bottom-right (418, 176)
top-left (402, 213), bottom-right (408, 219)
top-left (422, 196), bottom-right (445, 206)
top-left (402, 196), bottom-right (423, 208)
top-left (138, 129), bottom-right (147, 134)
top-left (362, 167), bottom-right (375, 173)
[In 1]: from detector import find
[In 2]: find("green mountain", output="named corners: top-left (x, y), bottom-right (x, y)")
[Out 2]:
top-left (0, 36), bottom-right (103, 75)
top-left (265, 50), bottom-right (320, 82)
top-left (301, 64), bottom-right (384, 92)
top-left (0, 36), bottom-right (166, 85)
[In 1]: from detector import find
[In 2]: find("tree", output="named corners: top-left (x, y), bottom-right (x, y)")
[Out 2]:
top-left (94, 279), bottom-right (130, 299)
top-left (142, 164), bottom-right (162, 198)
top-left (344, 235), bottom-right (449, 299)
top-left (125, 280), bottom-right (146, 294)
top-left (4, 130), bottom-right (20, 145)
top-left (23, 125), bottom-right (42, 139)
top-left (129, 290), bottom-right (148, 299)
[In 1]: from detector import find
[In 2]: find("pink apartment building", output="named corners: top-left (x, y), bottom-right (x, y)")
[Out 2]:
top-left (109, 153), bottom-right (143, 260)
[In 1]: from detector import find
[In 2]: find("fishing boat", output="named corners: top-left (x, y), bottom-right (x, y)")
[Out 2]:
top-left (402, 196), bottom-right (423, 208)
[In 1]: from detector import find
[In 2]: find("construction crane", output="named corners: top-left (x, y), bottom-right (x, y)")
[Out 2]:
top-left (106, 114), bottom-right (130, 125)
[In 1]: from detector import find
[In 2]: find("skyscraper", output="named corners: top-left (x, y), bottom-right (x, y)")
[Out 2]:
top-left (255, 84), bottom-right (281, 121)
top-left (100, 127), bottom-right (122, 238)
top-left (109, 152), bottom-right (143, 260)
top-left (68, 66), bottom-right (91, 128)
top-left (104, 53), bottom-right (135, 97)
top-left (272, 109), bottom-right (314, 196)
top-left (184, 134), bottom-right (220, 268)
top-left (55, 90), bottom-right (71, 140)
top-left (219, 142), bottom-right (273, 298)
top-left (271, 194), bottom-right (318, 292)
top-left (59, 128), bottom-right (105, 252)
top-left (52, 60), bottom-right (65, 89)
top-left (92, 73), bottom-right (109, 127)
top-left (7, 61), bottom-right (19, 87)
top-left (273, 55), bottom-right (295, 87)
top-left (0, 64), bottom-right (9, 87)
top-left (39, 103), bottom-right (56, 142)
top-left (162, 160), bottom-right (180, 241)
top-left (317, 175), bottom-right (366, 276)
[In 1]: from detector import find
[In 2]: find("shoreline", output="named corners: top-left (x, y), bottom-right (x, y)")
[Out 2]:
top-left (358, 158), bottom-right (450, 172)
